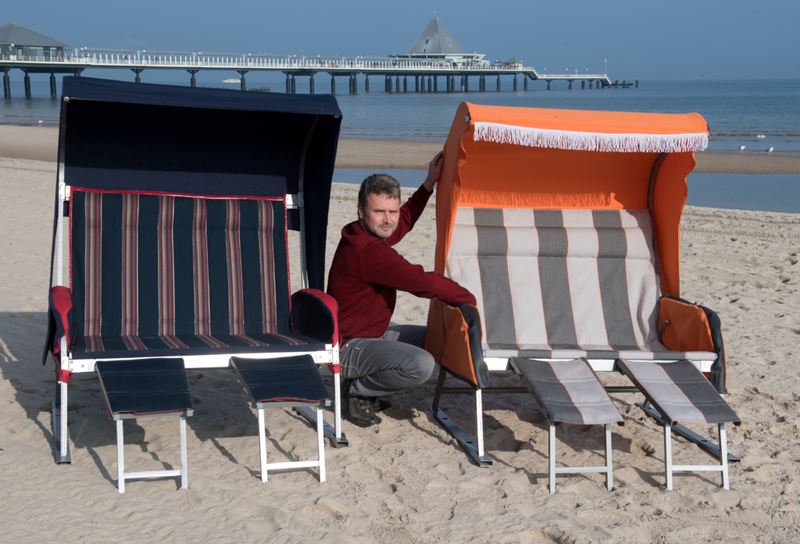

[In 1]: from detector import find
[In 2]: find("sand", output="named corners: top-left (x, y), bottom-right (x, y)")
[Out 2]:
top-left (2, 125), bottom-right (800, 173)
top-left (1, 133), bottom-right (800, 542)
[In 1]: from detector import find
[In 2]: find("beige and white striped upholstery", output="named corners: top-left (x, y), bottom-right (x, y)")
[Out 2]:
top-left (445, 207), bottom-right (716, 362)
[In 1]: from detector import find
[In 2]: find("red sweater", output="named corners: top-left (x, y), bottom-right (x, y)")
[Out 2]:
top-left (327, 185), bottom-right (476, 344)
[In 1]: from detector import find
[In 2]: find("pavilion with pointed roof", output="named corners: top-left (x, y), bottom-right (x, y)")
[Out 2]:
top-left (389, 16), bottom-right (485, 63)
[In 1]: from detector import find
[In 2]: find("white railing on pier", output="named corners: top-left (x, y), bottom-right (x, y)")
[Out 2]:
top-left (2, 50), bottom-right (612, 84)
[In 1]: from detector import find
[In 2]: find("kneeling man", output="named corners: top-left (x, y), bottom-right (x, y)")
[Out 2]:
top-left (327, 152), bottom-right (475, 427)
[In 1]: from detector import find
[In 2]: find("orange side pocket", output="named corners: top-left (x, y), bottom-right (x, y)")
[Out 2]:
top-left (658, 297), bottom-right (714, 353)
top-left (426, 298), bottom-right (478, 387)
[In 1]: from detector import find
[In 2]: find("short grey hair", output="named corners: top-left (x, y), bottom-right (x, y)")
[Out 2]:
top-left (358, 174), bottom-right (401, 209)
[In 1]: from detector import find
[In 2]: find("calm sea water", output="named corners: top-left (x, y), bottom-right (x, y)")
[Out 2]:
top-left (3, 72), bottom-right (799, 212)
top-left (2, 72), bottom-right (799, 154)
top-left (334, 169), bottom-right (800, 215)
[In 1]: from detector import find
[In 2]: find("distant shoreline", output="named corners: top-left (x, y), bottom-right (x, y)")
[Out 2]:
top-left (1, 124), bottom-right (799, 174)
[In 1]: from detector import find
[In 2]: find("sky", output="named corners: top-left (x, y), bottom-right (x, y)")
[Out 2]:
top-left (6, 0), bottom-right (800, 80)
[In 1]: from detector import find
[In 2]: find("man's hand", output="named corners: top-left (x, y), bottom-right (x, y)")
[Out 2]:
top-left (423, 151), bottom-right (444, 192)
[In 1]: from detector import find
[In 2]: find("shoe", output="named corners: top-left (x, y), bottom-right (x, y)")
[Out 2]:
top-left (342, 380), bottom-right (381, 427)
top-left (369, 396), bottom-right (392, 413)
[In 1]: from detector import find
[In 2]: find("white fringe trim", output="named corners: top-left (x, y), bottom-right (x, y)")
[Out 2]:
top-left (473, 122), bottom-right (708, 153)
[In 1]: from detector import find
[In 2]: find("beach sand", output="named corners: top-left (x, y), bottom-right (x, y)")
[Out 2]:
top-left (2, 130), bottom-right (800, 542)
top-left (3, 125), bottom-right (800, 173)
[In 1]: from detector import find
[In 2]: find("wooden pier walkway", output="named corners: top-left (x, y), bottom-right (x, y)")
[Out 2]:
top-left (2, 49), bottom-right (629, 99)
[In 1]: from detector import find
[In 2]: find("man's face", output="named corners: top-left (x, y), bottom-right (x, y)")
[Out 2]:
top-left (358, 192), bottom-right (400, 240)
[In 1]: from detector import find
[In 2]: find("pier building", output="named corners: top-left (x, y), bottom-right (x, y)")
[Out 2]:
top-left (1, 22), bottom-right (71, 98)
top-left (1, 17), bottom-right (627, 99)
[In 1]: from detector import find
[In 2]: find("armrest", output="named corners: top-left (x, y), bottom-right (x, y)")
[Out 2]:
top-left (42, 286), bottom-right (78, 380)
top-left (291, 289), bottom-right (339, 346)
top-left (658, 294), bottom-right (727, 393)
top-left (425, 298), bottom-right (492, 389)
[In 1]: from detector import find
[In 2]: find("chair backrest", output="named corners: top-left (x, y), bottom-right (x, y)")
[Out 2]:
top-left (70, 190), bottom-right (291, 345)
top-left (446, 206), bottom-right (660, 353)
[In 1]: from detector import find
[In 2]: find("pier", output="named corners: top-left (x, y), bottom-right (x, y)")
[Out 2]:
top-left (1, 18), bottom-right (630, 99)
top-left (2, 50), bottom-right (626, 98)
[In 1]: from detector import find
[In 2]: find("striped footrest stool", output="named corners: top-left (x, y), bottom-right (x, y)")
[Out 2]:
top-left (512, 357), bottom-right (623, 494)
top-left (617, 359), bottom-right (740, 490)
top-left (96, 358), bottom-right (193, 493)
top-left (231, 355), bottom-right (331, 483)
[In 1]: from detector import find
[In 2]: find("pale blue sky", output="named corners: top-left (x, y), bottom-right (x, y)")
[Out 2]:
top-left (7, 0), bottom-right (800, 80)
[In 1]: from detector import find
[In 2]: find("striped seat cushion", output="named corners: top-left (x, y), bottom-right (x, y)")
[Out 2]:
top-left (70, 190), bottom-right (317, 359)
top-left (445, 207), bottom-right (715, 362)
top-left (618, 360), bottom-right (739, 425)
top-left (514, 358), bottom-right (623, 426)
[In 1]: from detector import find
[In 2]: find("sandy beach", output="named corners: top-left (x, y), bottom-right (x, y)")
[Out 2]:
top-left (3, 125), bottom-right (800, 174)
top-left (1, 124), bottom-right (800, 543)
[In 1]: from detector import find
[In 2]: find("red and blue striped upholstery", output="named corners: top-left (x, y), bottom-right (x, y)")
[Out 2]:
top-left (445, 207), bottom-right (716, 362)
top-left (70, 189), bottom-right (319, 359)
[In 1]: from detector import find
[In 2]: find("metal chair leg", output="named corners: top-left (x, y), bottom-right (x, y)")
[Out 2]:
top-left (605, 423), bottom-right (613, 492)
top-left (664, 422), bottom-right (673, 490)
top-left (549, 424), bottom-right (556, 494)
top-left (317, 406), bottom-right (326, 483)
top-left (117, 419), bottom-right (125, 493)
top-left (720, 423), bottom-right (729, 490)
top-left (180, 416), bottom-right (188, 489)
top-left (258, 404), bottom-right (268, 483)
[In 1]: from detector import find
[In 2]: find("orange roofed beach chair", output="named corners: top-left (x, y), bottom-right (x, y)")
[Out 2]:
top-left (426, 103), bottom-right (740, 490)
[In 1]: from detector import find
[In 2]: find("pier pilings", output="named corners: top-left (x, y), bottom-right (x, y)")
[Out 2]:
top-left (23, 71), bottom-right (32, 97)
top-left (132, 69), bottom-right (143, 83)
top-left (3, 70), bottom-right (10, 99)
top-left (238, 70), bottom-right (249, 91)
top-left (188, 69), bottom-right (198, 87)
top-left (310, 74), bottom-right (315, 94)
top-left (50, 72), bottom-right (57, 97)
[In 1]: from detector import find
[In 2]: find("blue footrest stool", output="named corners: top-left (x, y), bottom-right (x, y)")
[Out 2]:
top-left (512, 357), bottom-right (624, 494)
top-left (96, 358), bottom-right (193, 493)
top-left (231, 355), bottom-right (331, 483)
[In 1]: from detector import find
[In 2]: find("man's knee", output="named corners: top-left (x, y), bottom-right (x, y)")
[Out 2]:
top-left (406, 349), bottom-right (435, 384)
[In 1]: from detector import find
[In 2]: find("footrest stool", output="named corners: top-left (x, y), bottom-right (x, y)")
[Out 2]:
top-left (512, 357), bottom-right (624, 494)
top-left (617, 359), bottom-right (741, 490)
top-left (231, 355), bottom-right (331, 483)
top-left (96, 358), bottom-right (193, 494)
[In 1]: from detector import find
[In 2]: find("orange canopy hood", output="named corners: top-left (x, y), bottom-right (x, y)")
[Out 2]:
top-left (434, 102), bottom-right (709, 298)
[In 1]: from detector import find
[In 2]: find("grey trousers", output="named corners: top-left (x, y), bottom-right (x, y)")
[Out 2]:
top-left (340, 324), bottom-right (435, 397)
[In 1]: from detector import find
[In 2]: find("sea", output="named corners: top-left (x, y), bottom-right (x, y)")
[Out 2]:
top-left (2, 72), bottom-right (799, 213)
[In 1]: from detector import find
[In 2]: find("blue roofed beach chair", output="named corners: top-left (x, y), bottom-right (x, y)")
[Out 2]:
top-left (426, 103), bottom-right (740, 490)
top-left (43, 78), bottom-right (347, 477)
